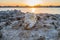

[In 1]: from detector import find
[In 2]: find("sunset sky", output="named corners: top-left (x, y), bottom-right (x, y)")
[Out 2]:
top-left (0, 0), bottom-right (60, 6)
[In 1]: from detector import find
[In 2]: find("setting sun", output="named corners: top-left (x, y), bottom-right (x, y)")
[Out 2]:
top-left (26, 0), bottom-right (42, 6)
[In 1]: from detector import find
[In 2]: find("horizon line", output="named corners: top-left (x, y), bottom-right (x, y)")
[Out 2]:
top-left (0, 6), bottom-right (60, 8)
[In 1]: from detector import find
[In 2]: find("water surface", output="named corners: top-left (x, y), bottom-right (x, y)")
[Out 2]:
top-left (0, 8), bottom-right (60, 14)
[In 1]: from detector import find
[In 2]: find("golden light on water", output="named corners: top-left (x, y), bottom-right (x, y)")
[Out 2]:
top-left (31, 8), bottom-right (35, 13)
top-left (30, 8), bottom-right (38, 14)
top-left (31, 8), bottom-right (40, 14)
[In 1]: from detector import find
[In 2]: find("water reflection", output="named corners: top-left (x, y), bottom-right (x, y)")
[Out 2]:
top-left (31, 8), bottom-right (35, 13)
top-left (0, 8), bottom-right (60, 14)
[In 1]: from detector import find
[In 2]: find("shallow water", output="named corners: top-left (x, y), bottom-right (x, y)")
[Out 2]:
top-left (0, 8), bottom-right (60, 14)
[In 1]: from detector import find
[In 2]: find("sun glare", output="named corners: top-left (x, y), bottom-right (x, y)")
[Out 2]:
top-left (27, 0), bottom-right (42, 6)
top-left (31, 8), bottom-right (35, 12)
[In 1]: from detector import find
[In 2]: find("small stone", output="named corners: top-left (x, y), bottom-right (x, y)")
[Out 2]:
top-left (11, 21), bottom-right (23, 30)
top-left (24, 13), bottom-right (37, 30)
top-left (37, 36), bottom-right (45, 40)
top-left (5, 21), bottom-right (11, 26)
top-left (24, 23), bottom-right (30, 30)
top-left (0, 22), bottom-right (6, 27)
top-left (58, 31), bottom-right (60, 37)
top-left (0, 32), bottom-right (2, 38)
top-left (0, 26), bottom-right (3, 30)
top-left (16, 17), bottom-right (21, 20)
top-left (37, 16), bottom-right (40, 20)
top-left (51, 22), bottom-right (55, 25)
top-left (52, 17), bottom-right (57, 20)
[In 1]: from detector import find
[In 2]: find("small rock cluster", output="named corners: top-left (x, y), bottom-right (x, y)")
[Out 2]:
top-left (0, 10), bottom-right (60, 40)
top-left (24, 13), bottom-right (37, 30)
